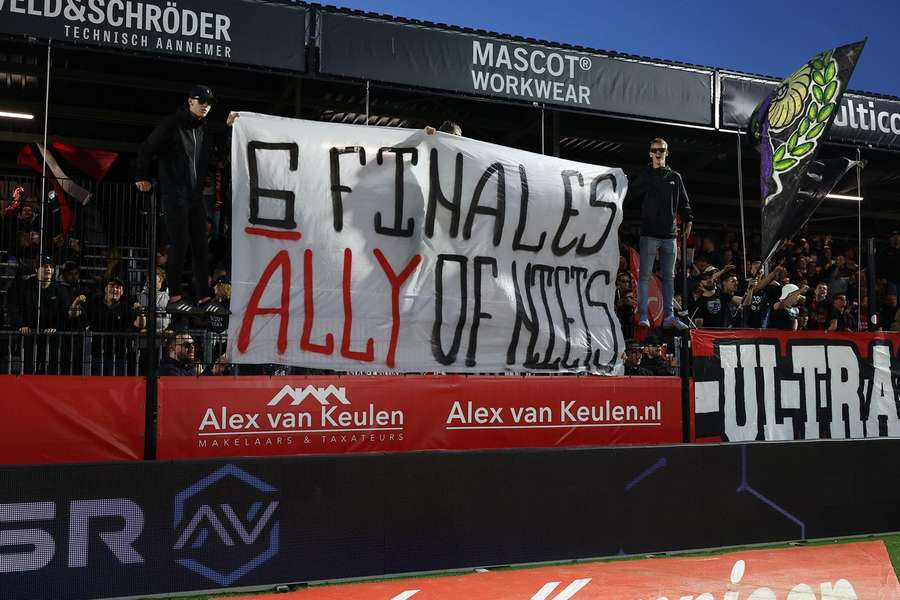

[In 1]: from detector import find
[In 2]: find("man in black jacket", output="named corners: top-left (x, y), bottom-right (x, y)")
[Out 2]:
top-left (69, 277), bottom-right (139, 374)
top-left (157, 331), bottom-right (228, 376)
top-left (135, 84), bottom-right (232, 317)
top-left (631, 138), bottom-right (693, 331)
top-left (7, 256), bottom-right (68, 334)
top-left (6, 256), bottom-right (68, 373)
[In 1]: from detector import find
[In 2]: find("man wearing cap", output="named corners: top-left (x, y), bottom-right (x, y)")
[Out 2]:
top-left (623, 340), bottom-right (654, 376)
top-left (630, 138), bottom-right (694, 331)
top-left (768, 283), bottom-right (808, 331)
top-left (6, 256), bottom-right (68, 373)
top-left (7, 256), bottom-right (67, 334)
top-left (691, 265), bottom-right (740, 328)
top-left (69, 277), bottom-right (138, 374)
top-left (827, 293), bottom-right (857, 332)
top-left (135, 84), bottom-right (235, 317)
top-left (205, 275), bottom-right (231, 333)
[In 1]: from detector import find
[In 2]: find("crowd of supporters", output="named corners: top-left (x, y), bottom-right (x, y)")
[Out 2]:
top-left (0, 174), bottom-right (232, 375)
top-left (619, 229), bottom-right (900, 334)
top-left (616, 228), bottom-right (900, 370)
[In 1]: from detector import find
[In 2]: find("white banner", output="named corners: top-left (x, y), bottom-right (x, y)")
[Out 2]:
top-left (228, 114), bottom-right (626, 374)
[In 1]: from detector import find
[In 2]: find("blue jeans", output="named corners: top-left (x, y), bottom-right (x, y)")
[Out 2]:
top-left (638, 236), bottom-right (676, 322)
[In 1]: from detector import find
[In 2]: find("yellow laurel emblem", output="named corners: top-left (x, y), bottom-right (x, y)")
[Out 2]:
top-left (768, 66), bottom-right (811, 131)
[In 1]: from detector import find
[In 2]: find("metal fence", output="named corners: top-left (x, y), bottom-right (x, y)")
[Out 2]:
top-left (0, 329), bottom-right (230, 376)
top-left (1, 173), bottom-right (154, 307)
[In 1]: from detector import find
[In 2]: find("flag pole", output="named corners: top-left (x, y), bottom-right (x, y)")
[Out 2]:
top-left (365, 80), bottom-right (370, 125)
top-left (856, 147), bottom-right (863, 330)
top-left (736, 131), bottom-right (748, 281)
top-left (35, 40), bottom-right (52, 337)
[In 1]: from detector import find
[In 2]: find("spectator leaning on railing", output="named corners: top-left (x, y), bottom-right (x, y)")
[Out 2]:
top-left (768, 283), bottom-right (808, 331)
top-left (69, 277), bottom-right (138, 374)
top-left (158, 330), bottom-right (228, 376)
top-left (623, 339), bottom-right (654, 376)
top-left (135, 269), bottom-right (170, 333)
top-left (7, 255), bottom-right (67, 335)
top-left (806, 282), bottom-right (831, 330)
top-left (827, 293), bottom-right (857, 332)
top-left (638, 335), bottom-right (677, 376)
top-left (5, 256), bottom-right (68, 374)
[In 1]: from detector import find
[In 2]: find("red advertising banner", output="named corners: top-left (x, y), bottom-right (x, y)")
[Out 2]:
top-left (156, 375), bottom-right (681, 459)
top-left (244, 540), bottom-right (900, 599)
top-left (692, 329), bottom-right (900, 442)
top-left (0, 376), bottom-right (145, 464)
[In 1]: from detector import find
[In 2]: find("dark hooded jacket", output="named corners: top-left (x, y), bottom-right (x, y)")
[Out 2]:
top-left (135, 106), bottom-right (210, 207)
top-left (631, 165), bottom-right (693, 239)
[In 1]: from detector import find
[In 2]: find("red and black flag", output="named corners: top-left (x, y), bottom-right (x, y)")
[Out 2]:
top-left (16, 142), bottom-right (118, 234)
top-left (750, 41), bottom-right (866, 265)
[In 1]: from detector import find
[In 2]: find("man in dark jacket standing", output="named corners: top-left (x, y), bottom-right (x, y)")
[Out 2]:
top-left (631, 138), bottom-right (693, 330)
top-left (135, 84), bottom-right (232, 316)
top-left (6, 256), bottom-right (68, 373)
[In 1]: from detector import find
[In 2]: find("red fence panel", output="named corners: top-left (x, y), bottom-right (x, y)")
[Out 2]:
top-left (0, 376), bottom-right (145, 464)
top-left (157, 375), bottom-right (682, 459)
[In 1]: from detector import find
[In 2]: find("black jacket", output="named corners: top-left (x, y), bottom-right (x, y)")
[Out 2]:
top-left (157, 355), bottom-right (195, 376)
top-left (6, 278), bottom-right (68, 330)
top-left (157, 355), bottom-right (226, 376)
top-left (136, 107), bottom-right (210, 205)
top-left (631, 165), bottom-right (693, 239)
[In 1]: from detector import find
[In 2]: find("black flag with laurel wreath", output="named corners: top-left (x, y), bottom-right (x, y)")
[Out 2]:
top-left (750, 40), bottom-right (866, 264)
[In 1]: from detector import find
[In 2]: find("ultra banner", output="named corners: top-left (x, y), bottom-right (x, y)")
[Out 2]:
top-left (228, 114), bottom-right (626, 373)
top-left (692, 329), bottom-right (900, 442)
top-left (0, 0), bottom-right (307, 71)
top-left (156, 375), bottom-right (681, 459)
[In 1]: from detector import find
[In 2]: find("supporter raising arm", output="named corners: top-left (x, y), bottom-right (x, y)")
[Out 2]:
top-left (742, 265), bottom-right (786, 328)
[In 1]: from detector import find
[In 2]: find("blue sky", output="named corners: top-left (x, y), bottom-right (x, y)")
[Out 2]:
top-left (329, 0), bottom-right (900, 98)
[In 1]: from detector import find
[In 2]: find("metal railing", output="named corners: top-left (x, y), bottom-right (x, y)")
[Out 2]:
top-left (2, 174), bottom-right (154, 312)
top-left (0, 329), bottom-right (231, 376)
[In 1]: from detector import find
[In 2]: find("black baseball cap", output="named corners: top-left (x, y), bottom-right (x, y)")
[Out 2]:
top-left (214, 275), bottom-right (231, 285)
top-left (644, 334), bottom-right (662, 346)
top-left (188, 84), bottom-right (215, 104)
top-left (107, 276), bottom-right (126, 288)
top-left (61, 260), bottom-right (79, 272)
top-left (39, 255), bottom-right (53, 266)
